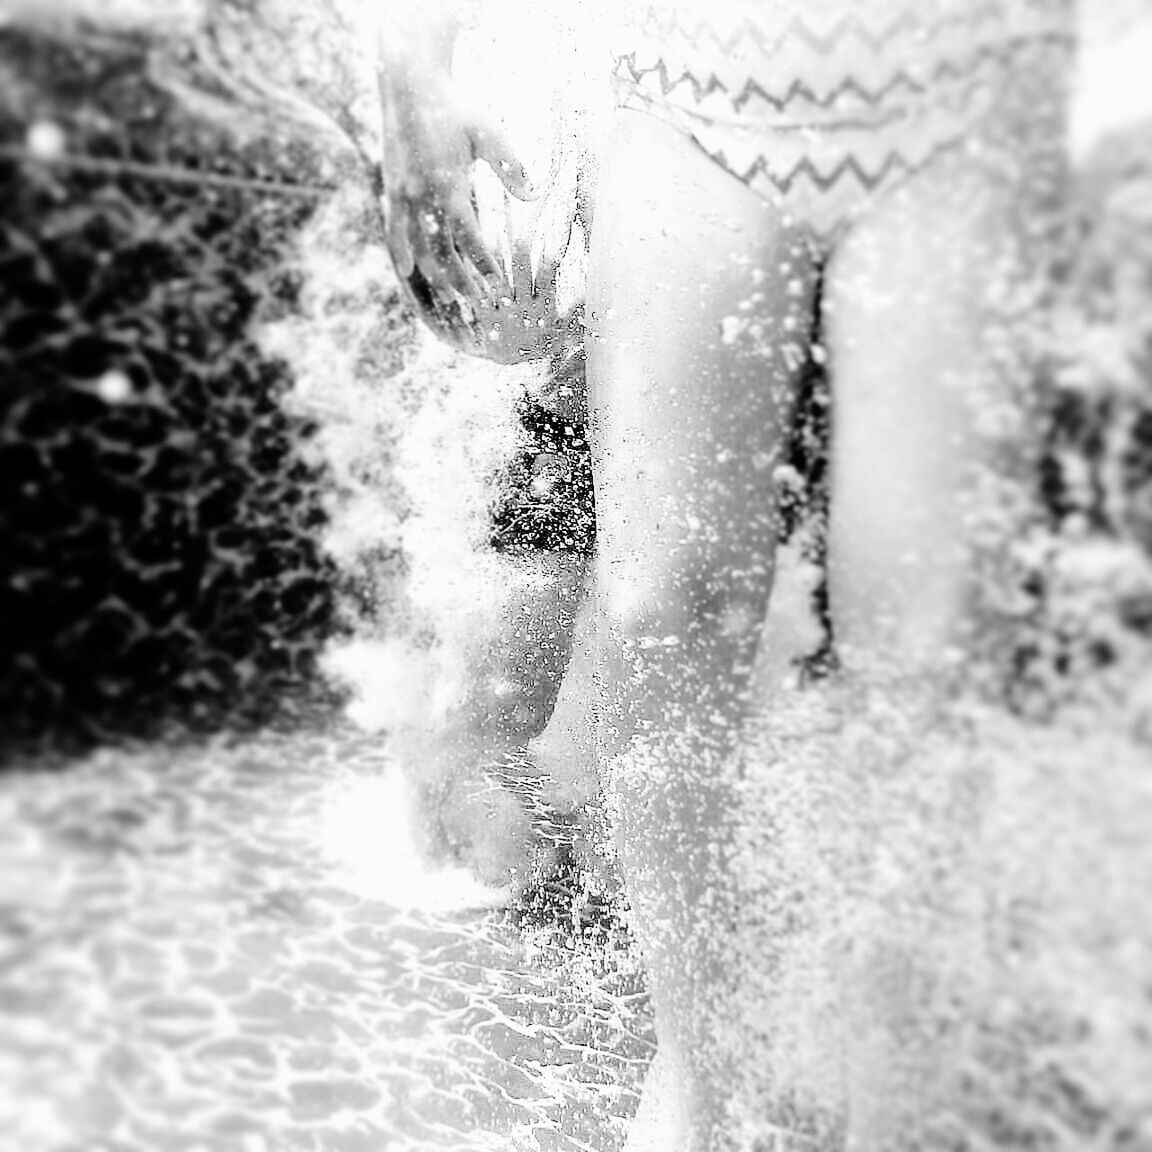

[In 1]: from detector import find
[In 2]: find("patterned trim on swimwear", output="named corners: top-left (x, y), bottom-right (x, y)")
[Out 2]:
top-left (611, 0), bottom-right (1074, 239)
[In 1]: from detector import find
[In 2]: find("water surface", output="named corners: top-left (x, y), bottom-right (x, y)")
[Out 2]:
top-left (0, 727), bottom-right (651, 1152)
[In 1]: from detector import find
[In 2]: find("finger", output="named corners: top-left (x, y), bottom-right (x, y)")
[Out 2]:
top-left (430, 224), bottom-right (479, 305)
top-left (428, 307), bottom-right (482, 357)
top-left (510, 251), bottom-right (538, 305)
top-left (532, 178), bottom-right (581, 276)
top-left (470, 121), bottom-right (539, 202)
top-left (410, 208), bottom-right (476, 305)
top-left (448, 207), bottom-right (505, 295)
top-left (383, 193), bottom-right (415, 279)
top-left (418, 204), bottom-right (485, 307)
top-left (507, 243), bottom-right (556, 305)
top-left (408, 268), bottom-right (482, 355)
top-left (447, 198), bottom-right (505, 288)
top-left (534, 253), bottom-right (562, 302)
top-left (402, 267), bottom-right (457, 343)
top-left (408, 234), bottom-right (470, 331)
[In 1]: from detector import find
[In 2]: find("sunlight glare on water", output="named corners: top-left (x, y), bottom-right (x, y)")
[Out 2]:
top-left (319, 769), bottom-right (510, 913)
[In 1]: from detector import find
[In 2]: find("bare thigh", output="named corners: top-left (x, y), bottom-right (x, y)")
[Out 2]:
top-left (587, 111), bottom-right (817, 697)
top-left (823, 75), bottom-right (1068, 675)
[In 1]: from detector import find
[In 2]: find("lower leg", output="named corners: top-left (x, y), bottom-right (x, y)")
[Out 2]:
top-left (526, 577), bottom-right (601, 812)
top-left (401, 549), bottom-right (591, 882)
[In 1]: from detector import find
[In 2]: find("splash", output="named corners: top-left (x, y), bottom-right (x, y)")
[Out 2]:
top-left (260, 174), bottom-right (570, 907)
top-left (724, 682), bottom-right (1152, 1148)
top-left (319, 768), bottom-right (510, 912)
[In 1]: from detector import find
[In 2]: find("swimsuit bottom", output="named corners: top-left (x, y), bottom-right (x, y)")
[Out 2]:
top-left (610, 0), bottom-right (1075, 242)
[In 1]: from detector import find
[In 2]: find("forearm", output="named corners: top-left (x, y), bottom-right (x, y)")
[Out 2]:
top-left (378, 0), bottom-right (461, 78)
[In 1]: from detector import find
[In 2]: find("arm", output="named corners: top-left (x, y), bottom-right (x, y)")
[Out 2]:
top-left (378, 0), bottom-right (460, 77)
top-left (376, 1), bottom-right (538, 327)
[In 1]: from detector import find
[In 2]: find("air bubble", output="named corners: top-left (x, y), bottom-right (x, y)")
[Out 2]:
top-left (95, 370), bottom-right (132, 405)
top-left (26, 120), bottom-right (66, 160)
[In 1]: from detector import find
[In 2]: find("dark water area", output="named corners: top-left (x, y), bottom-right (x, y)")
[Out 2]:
top-left (0, 23), bottom-right (344, 758)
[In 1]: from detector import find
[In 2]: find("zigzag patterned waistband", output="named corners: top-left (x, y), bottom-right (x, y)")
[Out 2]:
top-left (611, 1), bottom-right (1074, 238)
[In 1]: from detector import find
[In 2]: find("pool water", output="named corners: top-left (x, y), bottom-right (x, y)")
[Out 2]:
top-left (0, 727), bottom-right (652, 1152)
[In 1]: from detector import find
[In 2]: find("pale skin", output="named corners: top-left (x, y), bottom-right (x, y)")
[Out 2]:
top-left (377, 4), bottom-right (1068, 1147)
top-left (375, 0), bottom-right (594, 878)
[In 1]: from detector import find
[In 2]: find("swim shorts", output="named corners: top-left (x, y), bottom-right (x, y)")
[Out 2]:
top-left (610, 0), bottom-right (1075, 240)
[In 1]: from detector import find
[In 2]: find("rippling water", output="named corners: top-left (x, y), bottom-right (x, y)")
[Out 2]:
top-left (0, 728), bottom-right (652, 1152)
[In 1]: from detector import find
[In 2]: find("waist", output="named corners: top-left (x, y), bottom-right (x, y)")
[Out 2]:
top-left (610, 0), bottom-right (1075, 130)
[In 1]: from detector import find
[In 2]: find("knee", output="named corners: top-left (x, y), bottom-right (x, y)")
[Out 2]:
top-left (598, 548), bottom-right (771, 654)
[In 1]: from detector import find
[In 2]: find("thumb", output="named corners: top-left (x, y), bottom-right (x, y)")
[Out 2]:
top-left (471, 119), bottom-right (540, 201)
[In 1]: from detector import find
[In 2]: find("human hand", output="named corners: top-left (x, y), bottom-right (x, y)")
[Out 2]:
top-left (378, 57), bottom-right (549, 358)
top-left (419, 241), bottom-right (569, 364)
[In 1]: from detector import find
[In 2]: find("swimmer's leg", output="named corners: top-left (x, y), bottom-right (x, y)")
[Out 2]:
top-left (584, 108), bottom-right (818, 1149)
top-left (824, 56), bottom-right (1067, 682)
top-left (824, 153), bottom-right (1042, 678)
top-left (822, 98), bottom-right (1066, 1144)
top-left (526, 573), bottom-right (601, 813)
top-left (405, 549), bottom-right (591, 883)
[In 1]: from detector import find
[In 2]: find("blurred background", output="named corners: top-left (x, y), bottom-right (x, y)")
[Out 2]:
top-left (1, 2), bottom-right (357, 757)
top-left (0, 0), bottom-right (596, 762)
